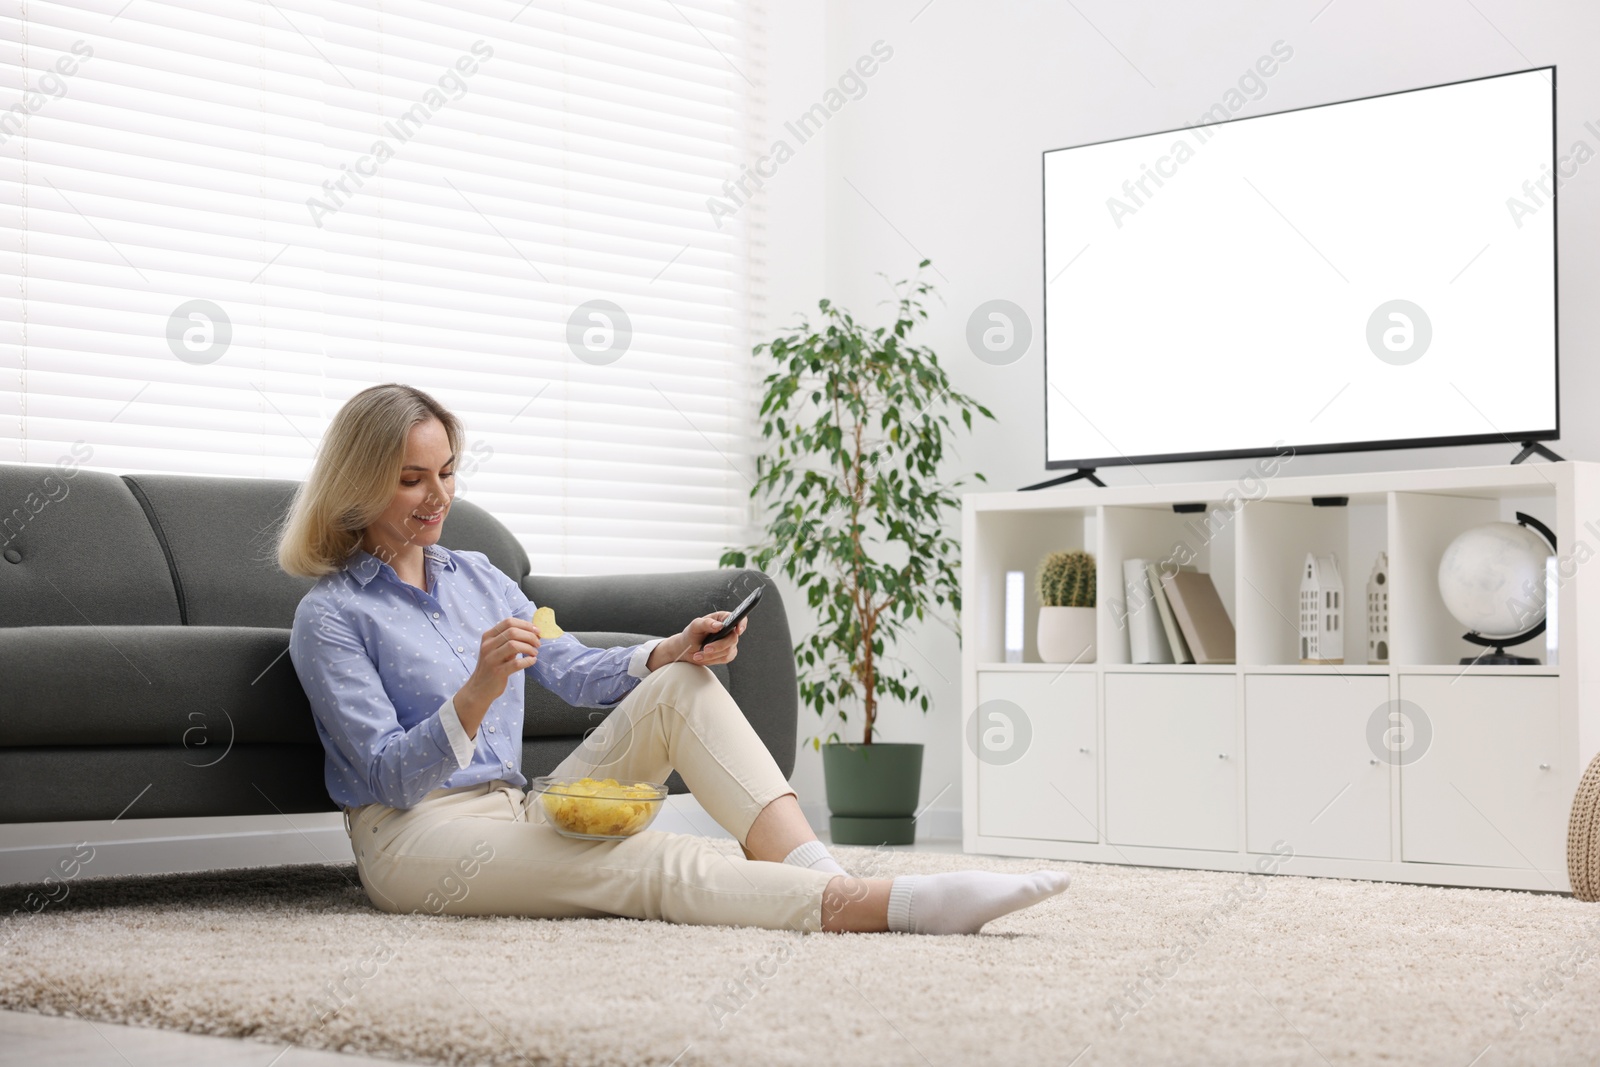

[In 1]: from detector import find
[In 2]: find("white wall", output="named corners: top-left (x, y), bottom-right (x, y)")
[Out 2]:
top-left (778, 0), bottom-right (1600, 835)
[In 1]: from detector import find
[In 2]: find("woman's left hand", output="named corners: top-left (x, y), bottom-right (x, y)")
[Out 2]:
top-left (645, 612), bottom-right (749, 671)
top-left (683, 612), bottom-right (747, 665)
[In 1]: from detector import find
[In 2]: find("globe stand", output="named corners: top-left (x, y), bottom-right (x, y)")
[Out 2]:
top-left (1458, 646), bottom-right (1541, 666)
top-left (1458, 621), bottom-right (1545, 665)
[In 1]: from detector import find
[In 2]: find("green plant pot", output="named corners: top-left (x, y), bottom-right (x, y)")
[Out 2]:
top-left (821, 742), bottom-right (923, 846)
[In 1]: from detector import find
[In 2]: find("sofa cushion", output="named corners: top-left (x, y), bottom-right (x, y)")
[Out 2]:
top-left (0, 626), bottom-right (317, 748)
top-left (0, 466), bottom-right (181, 629)
top-left (118, 475), bottom-right (314, 631)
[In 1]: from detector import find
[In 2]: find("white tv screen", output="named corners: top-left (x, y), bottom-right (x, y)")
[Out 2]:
top-left (1042, 67), bottom-right (1557, 469)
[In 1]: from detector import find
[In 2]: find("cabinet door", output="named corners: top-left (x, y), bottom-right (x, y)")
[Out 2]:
top-left (1105, 673), bottom-right (1237, 851)
top-left (1245, 675), bottom-right (1390, 860)
top-left (1399, 675), bottom-right (1563, 873)
top-left (975, 672), bottom-right (1097, 842)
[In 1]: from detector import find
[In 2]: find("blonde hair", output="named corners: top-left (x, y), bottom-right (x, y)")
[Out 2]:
top-left (276, 383), bottom-right (465, 580)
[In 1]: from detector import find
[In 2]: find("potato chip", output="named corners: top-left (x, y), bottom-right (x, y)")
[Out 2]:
top-left (532, 605), bottom-right (564, 639)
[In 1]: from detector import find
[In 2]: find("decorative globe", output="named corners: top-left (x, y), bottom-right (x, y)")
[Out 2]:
top-left (1437, 521), bottom-right (1553, 639)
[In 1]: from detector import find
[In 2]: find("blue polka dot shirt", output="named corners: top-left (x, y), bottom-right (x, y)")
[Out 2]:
top-left (288, 543), bottom-right (660, 811)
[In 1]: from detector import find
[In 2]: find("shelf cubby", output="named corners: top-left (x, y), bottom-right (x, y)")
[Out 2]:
top-left (1389, 486), bottom-right (1557, 666)
top-left (1099, 502), bottom-right (1236, 665)
top-left (1236, 493), bottom-right (1386, 666)
top-left (968, 505), bottom-right (1095, 664)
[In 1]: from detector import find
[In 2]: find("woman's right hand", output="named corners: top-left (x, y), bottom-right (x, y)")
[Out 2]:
top-left (463, 616), bottom-right (541, 705)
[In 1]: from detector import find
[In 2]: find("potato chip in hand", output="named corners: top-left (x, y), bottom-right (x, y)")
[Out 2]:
top-left (532, 606), bottom-right (563, 639)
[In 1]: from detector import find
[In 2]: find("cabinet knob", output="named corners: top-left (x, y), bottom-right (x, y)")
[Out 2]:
top-left (1369, 758), bottom-right (1380, 766)
top-left (1540, 762), bottom-right (1551, 771)
top-left (1079, 747), bottom-right (1091, 755)
top-left (1217, 753), bottom-right (1229, 760)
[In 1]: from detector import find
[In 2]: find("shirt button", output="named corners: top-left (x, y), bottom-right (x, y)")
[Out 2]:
top-left (503, 760), bottom-right (512, 768)
top-left (487, 725), bottom-right (496, 733)
top-left (432, 612), bottom-right (440, 619)
top-left (456, 646), bottom-right (464, 653)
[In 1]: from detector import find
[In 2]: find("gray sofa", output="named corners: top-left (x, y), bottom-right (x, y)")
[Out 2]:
top-left (0, 463), bottom-right (796, 823)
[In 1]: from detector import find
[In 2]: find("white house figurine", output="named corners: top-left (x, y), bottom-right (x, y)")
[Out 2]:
top-left (1299, 553), bottom-right (1345, 664)
top-left (1367, 552), bottom-right (1389, 664)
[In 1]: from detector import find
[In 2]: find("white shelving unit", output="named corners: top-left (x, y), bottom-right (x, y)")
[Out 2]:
top-left (961, 462), bottom-right (1599, 892)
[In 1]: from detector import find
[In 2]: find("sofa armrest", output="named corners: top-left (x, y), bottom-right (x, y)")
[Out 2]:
top-left (519, 569), bottom-right (798, 781)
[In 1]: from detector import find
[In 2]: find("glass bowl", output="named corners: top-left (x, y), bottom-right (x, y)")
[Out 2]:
top-left (526, 775), bottom-right (668, 840)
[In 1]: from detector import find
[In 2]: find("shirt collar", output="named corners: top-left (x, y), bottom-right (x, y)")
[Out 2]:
top-left (343, 542), bottom-right (457, 587)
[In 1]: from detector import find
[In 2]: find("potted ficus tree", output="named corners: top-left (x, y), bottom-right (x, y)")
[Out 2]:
top-left (720, 261), bottom-right (994, 846)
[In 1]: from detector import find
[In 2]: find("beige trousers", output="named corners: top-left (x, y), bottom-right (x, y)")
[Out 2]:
top-left (342, 662), bottom-right (836, 932)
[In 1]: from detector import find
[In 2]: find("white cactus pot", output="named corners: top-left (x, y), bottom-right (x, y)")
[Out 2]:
top-left (1037, 606), bottom-right (1096, 664)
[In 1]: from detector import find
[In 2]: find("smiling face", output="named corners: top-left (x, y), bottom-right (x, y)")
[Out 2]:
top-left (359, 417), bottom-right (455, 566)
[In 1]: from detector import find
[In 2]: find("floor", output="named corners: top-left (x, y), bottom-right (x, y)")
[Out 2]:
top-left (1, 805), bottom-right (963, 1067)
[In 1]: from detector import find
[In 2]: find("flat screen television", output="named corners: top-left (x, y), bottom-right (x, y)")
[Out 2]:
top-left (1041, 66), bottom-right (1558, 474)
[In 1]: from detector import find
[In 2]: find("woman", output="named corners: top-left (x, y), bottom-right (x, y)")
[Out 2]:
top-left (280, 383), bottom-right (1071, 935)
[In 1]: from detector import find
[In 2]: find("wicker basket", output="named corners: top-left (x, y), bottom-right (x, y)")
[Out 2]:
top-left (1568, 752), bottom-right (1600, 901)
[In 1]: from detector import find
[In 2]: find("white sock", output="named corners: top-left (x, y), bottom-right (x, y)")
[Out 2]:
top-left (886, 870), bottom-right (1072, 935)
top-left (782, 839), bottom-right (847, 876)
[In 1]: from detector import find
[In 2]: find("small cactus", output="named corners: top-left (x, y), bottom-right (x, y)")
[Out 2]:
top-left (1037, 550), bottom-right (1096, 608)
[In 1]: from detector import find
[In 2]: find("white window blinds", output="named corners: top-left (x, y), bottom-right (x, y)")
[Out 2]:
top-left (1, 0), bottom-right (764, 574)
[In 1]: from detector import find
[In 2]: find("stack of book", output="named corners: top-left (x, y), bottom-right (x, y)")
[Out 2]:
top-left (1122, 559), bottom-right (1236, 665)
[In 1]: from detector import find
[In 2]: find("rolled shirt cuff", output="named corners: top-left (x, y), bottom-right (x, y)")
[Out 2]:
top-left (629, 638), bottom-right (666, 678)
top-left (438, 696), bottom-right (477, 769)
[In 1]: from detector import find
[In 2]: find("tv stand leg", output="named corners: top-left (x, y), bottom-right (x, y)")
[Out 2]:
top-left (1020, 468), bottom-right (1105, 491)
top-left (1511, 441), bottom-right (1565, 465)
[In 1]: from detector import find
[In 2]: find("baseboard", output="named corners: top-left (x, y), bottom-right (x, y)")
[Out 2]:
top-left (0, 824), bottom-right (356, 887)
top-left (0, 798), bottom-right (965, 887)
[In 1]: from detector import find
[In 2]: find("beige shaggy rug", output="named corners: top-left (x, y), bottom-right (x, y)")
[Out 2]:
top-left (2, 842), bottom-right (1599, 1066)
